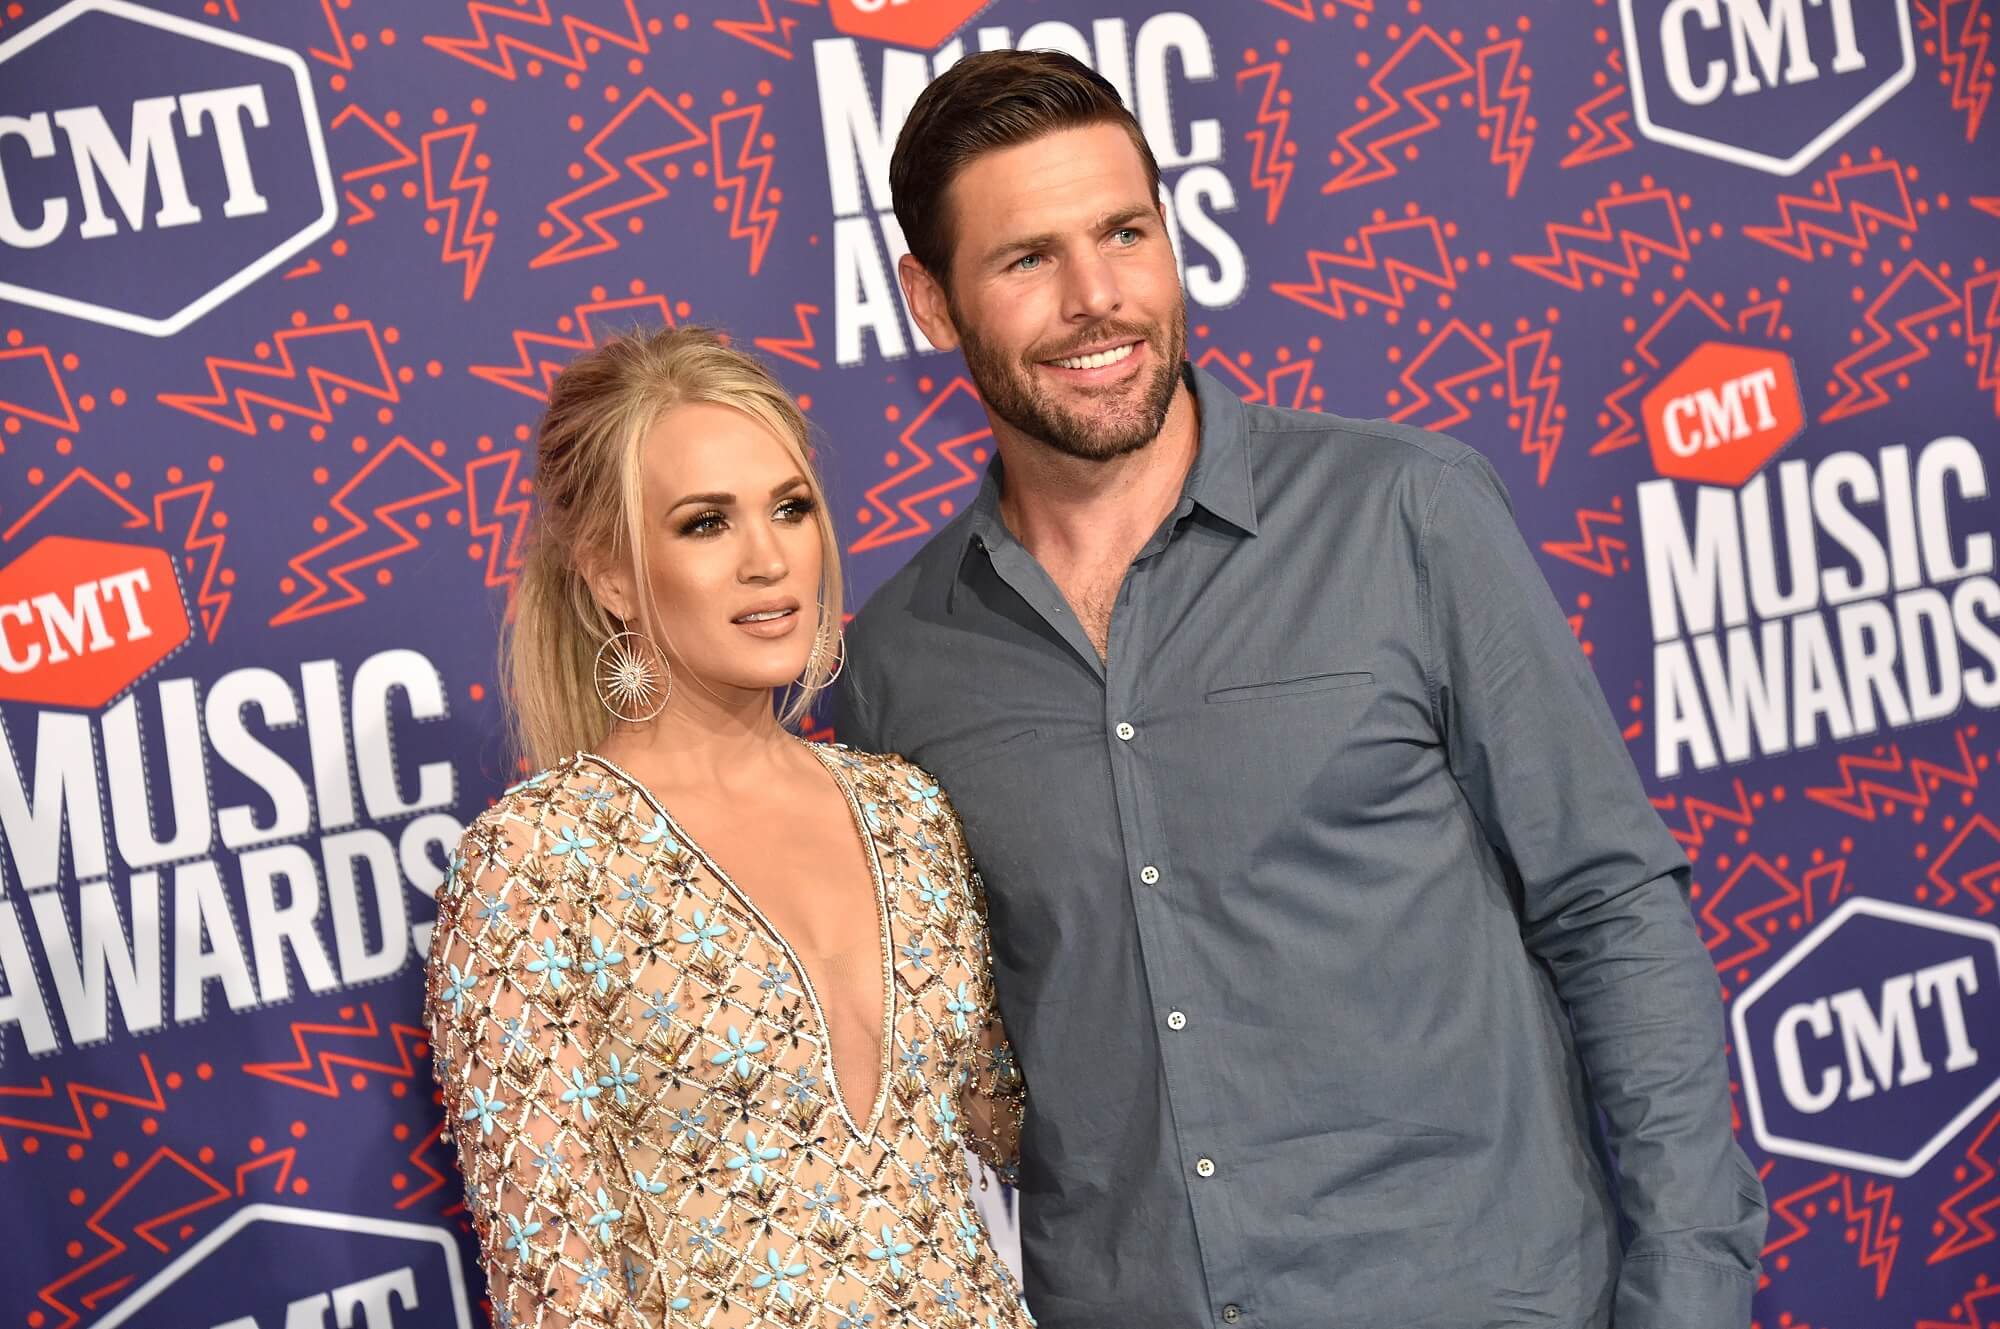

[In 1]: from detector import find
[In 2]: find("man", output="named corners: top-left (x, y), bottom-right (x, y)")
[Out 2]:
top-left (839, 49), bottom-right (1766, 1329)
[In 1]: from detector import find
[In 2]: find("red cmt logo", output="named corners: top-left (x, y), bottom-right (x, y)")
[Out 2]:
top-left (0, 536), bottom-right (190, 708)
top-left (1642, 342), bottom-right (1803, 487)
top-left (830, 0), bottom-right (988, 48)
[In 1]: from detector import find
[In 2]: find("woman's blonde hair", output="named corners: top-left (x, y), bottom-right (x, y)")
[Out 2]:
top-left (503, 324), bottom-right (841, 770)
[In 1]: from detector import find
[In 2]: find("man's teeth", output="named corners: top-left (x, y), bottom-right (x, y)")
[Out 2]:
top-left (737, 609), bottom-right (791, 623)
top-left (1051, 343), bottom-right (1136, 371)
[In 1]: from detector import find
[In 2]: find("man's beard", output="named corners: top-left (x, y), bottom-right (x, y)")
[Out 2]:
top-left (953, 300), bottom-right (1187, 464)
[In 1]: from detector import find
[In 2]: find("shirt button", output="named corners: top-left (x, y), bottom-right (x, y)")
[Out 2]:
top-left (1114, 721), bottom-right (1135, 741)
top-left (1166, 1010), bottom-right (1187, 1030)
top-left (1195, 1157), bottom-right (1216, 1178)
top-left (1139, 865), bottom-right (1160, 885)
top-left (1222, 1307), bottom-right (1242, 1324)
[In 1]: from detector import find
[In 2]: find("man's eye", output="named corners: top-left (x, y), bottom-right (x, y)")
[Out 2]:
top-left (1014, 253), bottom-right (1043, 272)
top-left (1112, 228), bottom-right (1140, 245)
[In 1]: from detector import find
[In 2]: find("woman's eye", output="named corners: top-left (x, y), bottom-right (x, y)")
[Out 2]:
top-left (681, 511), bottom-right (725, 536)
top-left (776, 497), bottom-right (816, 522)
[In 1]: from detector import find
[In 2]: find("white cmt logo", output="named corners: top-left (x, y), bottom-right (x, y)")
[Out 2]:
top-left (1734, 898), bottom-right (2000, 1177)
top-left (1619, 0), bottom-right (1915, 174)
top-left (0, 0), bottom-right (335, 335)
top-left (92, 1206), bottom-right (474, 1329)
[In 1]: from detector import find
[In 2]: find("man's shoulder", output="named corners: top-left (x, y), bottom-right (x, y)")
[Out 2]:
top-left (846, 506), bottom-right (977, 649)
top-left (1237, 396), bottom-right (1483, 479)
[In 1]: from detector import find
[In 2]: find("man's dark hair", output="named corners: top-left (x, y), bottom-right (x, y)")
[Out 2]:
top-left (889, 49), bottom-right (1162, 287)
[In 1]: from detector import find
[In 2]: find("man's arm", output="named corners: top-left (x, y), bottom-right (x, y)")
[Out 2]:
top-left (1418, 451), bottom-right (1768, 1329)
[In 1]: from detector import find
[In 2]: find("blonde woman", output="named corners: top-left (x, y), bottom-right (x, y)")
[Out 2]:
top-left (425, 326), bottom-right (1029, 1328)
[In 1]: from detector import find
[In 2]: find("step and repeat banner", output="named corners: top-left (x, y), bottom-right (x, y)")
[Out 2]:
top-left (1, 0), bottom-right (1995, 1325)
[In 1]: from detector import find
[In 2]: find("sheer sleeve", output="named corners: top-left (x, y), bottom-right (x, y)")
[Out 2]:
top-left (940, 795), bottom-right (1026, 1184)
top-left (426, 802), bottom-right (657, 1328)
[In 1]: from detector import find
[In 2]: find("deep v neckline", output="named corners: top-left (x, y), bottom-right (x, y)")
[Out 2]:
top-left (578, 743), bottom-right (899, 1144)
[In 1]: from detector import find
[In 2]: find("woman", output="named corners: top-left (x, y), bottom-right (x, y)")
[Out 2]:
top-left (425, 325), bottom-right (1029, 1328)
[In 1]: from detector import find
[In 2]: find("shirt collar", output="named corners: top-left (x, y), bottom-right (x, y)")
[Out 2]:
top-left (954, 361), bottom-right (1260, 588)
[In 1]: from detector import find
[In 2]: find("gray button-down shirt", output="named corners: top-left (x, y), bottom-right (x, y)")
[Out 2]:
top-left (840, 365), bottom-right (1767, 1329)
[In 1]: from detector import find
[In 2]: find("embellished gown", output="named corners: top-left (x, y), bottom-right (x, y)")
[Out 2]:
top-left (425, 745), bottom-right (1033, 1329)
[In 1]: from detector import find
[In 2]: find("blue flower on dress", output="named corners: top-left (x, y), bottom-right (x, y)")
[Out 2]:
top-left (688, 1218), bottom-right (725, 1255)
top-left (474, 892), bottom-right (510, 928)
top-left (837, 1302), bottom-right (876, 1329)
top-left (631, 1167), bottom-right (670, 1197)
top-left (759, 962), bottom-right (796, 996)
top-left (560, 1067), bottom-right (601, 1121)
top-left (578, 1262), bottom-right (611, 1297)
top-left (935, 1279), bottom-right (961, 1313)
top-left (677, 909), bottom-right (729, 959)
top-left (914, 873), bottom-right (946, 910)
top-left (460, 1086), bottom-right (507, 1135)
top-left (525, 938), bottom-right (572, 990)
top-left (785, 1068), bottom-right (821, 1103)
top-left (639, 813), bottom-right (679, 852)
top-left (598, 1053), bottom-right (639, 1106)
top-left (503, 770), bottom-right (549, 796)
top-left (952, 1211), bottom-right (981, 1260)
top-left (933, 1091), bottom-right (958, 1142)
top-left (724, 1127), bottom-right (784, 1187)
top-left (499, 1017), bottom-right (530, 1057)
top-left (909, 1163), bottom-right (937, 1198)
top-left (621, 1256), bottom-right (647, 1299)
top-left (670, 1294), bottom-right (692, 1313)
top-left (710, 1025), bottom-right (767, 1077)
top-left (617, 873), bottom-right (656, 907)
top-left (642, 990), bottom-right (678, 1031)
top-left (546, 824), bottom-right (598, 866)
top-left (865, 1224), bottom-right (915, 1278)
top-left (501, 1212), bottom-right (542, 1257)
top-left (862, 801), bottom-right (885, 834)
top-left (750, 1246), bottom-right (809, 1305)
top-left (898, 938), bottom-right (933, 968)
top-left (945, 980), bottom-right (975, 1034)
top-left (440, 963), bottom-right (478, 1016)
top-left (904, 772), bottom-right (941, 815)
top-left (581, 783), bottom-right (616, 807)
top-left (580, 936), bottom-right (625, 994)
top-left (802, 1181), bottom-right (839, 1218)
top-left (898, 1038), bottom-right (929, 1074)
top-left (585, 1187), bottom-right (623, 1243)
top-left (668, 1107), bottom-right (707, 1138)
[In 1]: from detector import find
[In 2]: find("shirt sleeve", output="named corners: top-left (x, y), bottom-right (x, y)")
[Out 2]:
top-left (426, 806), bottom-right (659, 1329)
top-left (939, 786), bottom-right (1026, 1184)
top-left (1417, 452), bottom-right (1768, 1328)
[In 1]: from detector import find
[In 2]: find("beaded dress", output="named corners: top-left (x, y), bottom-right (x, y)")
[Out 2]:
top-left (426, 745), bottom-right (1032, 1329)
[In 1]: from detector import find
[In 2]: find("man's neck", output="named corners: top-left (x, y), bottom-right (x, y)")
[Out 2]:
top-left (993, 378), bottom-right (1201, 570)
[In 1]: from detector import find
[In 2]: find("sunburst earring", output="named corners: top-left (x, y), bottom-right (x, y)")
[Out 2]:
top-left (805, 599), bottom-right (846, 687)
top-left (594, 629), bottom-right (671, 723)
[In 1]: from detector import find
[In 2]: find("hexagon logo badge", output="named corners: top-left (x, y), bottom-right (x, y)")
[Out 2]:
top-left (1642, 342), bottom-right (1803, 486)
top-left (0, 0), bottom-right (336, 336)
top-left (1733, 898), bottom-right (2000, 1178)
top-left (830, 0), bottom-right (993, 49)
top-left (1618, 0), bottom-right (1915, 175)
top-left (0, 535), bottom-right (190, 708)
top-left (93, 1205), bottom-right (474, 1329)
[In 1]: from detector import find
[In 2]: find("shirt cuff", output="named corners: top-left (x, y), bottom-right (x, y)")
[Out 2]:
top-left (1614, 1253), bottom-right (1758, 1329)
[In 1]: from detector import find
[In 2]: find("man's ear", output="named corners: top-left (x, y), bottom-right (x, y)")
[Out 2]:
top-left (898, 254), bottom-right (961, 353)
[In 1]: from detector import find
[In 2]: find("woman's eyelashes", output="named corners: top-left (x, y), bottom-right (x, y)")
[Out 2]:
top-left (676, 495), bottom-right (816, 538)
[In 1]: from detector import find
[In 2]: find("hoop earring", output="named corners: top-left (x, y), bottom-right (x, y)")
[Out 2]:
top-left (804, 602), bottom-right (845, 688)
top-left (595, 630), bottom-right (671, 723)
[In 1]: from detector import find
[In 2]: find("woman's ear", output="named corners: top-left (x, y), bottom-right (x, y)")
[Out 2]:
top-left (577, 544), bottom-right (637, 625)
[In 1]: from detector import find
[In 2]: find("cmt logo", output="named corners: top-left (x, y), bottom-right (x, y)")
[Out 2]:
top-left (93, 1206), bottom-right (474, 1329)
top-left (1734, 899), bottom-right (2000, 1177)
top-left (1642, 342), bottom-right (1802, 486)
top-left (1619, 0), bottom-right (1915, 174)
top-left (0, 535), bottom-right (189, 708)
top-left (830, 0), bottom-right (989, 49)
top-left (0, 0), bottom-right (335, 335)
